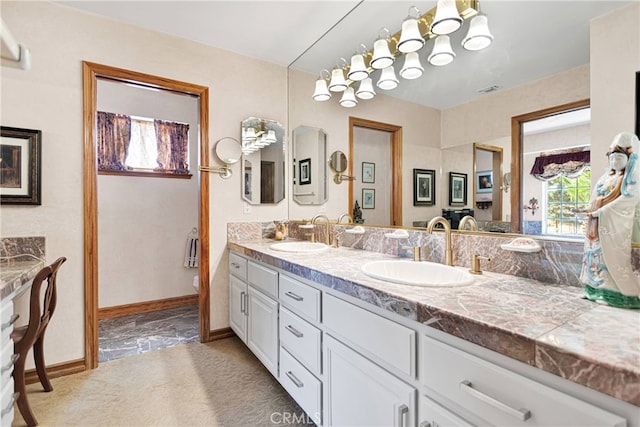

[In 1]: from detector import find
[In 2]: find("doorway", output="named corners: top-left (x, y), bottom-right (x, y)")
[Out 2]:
top-left (83, 62), bottom-right (211, 369)
top-left (473, 143), bottom-right (503, 221)
top-left (348, 117), bottom-right (403, 226)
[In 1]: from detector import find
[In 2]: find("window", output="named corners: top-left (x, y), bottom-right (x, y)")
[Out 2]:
top-left (97, 111), bottom-right (190, 176)
top-left (544, 168), bottom-right (591, 237)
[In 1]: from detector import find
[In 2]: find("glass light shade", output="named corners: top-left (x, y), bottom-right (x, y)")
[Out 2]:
top-left (348, 54), bottom-right (369, 81)
top-left (328, 68), bottom-right (347, 92)
top-left (265, 129), bottom-right (277, 143)
top-left (399, 52), bottom-right (424, 80)
top-left (430, 0), bottom-right (462, 35)
top-left (397, 17), bottom-right (425, 53)
top-left (339, 87), bottom-right (358, 108)
top-left (244, 127), bottom-right (257, 141)
top-left (462, 14), bottom-right (494, 51)
top-left (376, 66), bottom-right (399, 90)
top-left (356, 78), bottom-right (376, 100)
top-left (428, 35), bottom-right (456, 66)
top-left (370, 38), bottom-right (394, 70)
top-left (312, 78), bottom-right (331, 101)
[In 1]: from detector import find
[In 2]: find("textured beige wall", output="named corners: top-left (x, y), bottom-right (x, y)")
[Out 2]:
top-left (1, 1), bottom-right (286, 366)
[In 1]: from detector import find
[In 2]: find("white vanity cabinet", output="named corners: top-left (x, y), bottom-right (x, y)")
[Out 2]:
top-left (228, 252), bottom-right (279, 378)
top-left (0, 298), bottom-right (18, 427)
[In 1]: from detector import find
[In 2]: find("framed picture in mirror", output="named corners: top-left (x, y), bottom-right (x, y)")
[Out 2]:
top-left (362, 188), bottom-right (375, 209)
top-left (476, 170), bottom-right (493, 193)
top-left (413, 168), bottom-right (435, 206)
top-left (449, 172), bottom-right (467, 206)
top-left (299, 158), bottom-right (311, 185)
top-left (1, 126), bottom-right (42, 205)
top-left (362, 162), bottom-right (375, 183)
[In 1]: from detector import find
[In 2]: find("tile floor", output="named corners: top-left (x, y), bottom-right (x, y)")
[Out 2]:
top-left (98, 304), bottom-right (199, 363)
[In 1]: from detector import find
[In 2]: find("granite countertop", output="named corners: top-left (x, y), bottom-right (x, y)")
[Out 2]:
top-left (1, 256), bottom-right (46, 300)
top-left (228, 239), bottom-right (640, 407)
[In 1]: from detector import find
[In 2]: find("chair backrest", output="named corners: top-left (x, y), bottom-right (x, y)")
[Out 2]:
top-left (22, 257), bottom-right (67, 346)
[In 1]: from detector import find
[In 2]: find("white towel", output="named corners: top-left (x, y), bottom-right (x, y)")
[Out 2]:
top-left (184, 228), bottom-right (198, 268)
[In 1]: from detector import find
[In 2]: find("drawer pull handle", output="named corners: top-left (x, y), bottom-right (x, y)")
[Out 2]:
top-left (284, 291), bottom-right (303, 302)
top-left (240, 291), bottom-right (246, 314)
top-left (419, 422), bottom-right (431, 427)
top-left (1, 314), bottom-right (19, 331)
top-left (231, 262), bottom-right (240, 269)
top-left (285, 371), bottom-right (304, 388)
top-left (395, 404), bottom-right (408, 427)
top-left (285, 325), bottom-right (303, 338)
top-left (1, 354), bottom-right (19, 373)
top-left (1, 392), bottom-right (19, 416)
top-left (460, 380), bottom-right (531, 421)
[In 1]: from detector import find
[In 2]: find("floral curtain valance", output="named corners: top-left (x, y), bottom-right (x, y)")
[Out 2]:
top-left (530, 150), bottom-right (590, 181)
top-left (97, 111), bottom-right (190, 174)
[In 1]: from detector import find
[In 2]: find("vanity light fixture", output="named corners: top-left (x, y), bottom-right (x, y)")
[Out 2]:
top-left (339, 87), bottom-right (358, 108)
top-left (312, 1), bottom-right (493, 107)
top-left (397, 6), bottom-right (425, 53)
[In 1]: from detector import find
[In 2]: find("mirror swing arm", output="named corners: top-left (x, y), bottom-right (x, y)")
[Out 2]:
top-left (199, 136), bottom-right (242, 179)
top-left (333, 172), bottom-right (356, 184)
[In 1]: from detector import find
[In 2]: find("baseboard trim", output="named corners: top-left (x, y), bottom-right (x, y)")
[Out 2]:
top-left (25, 358), bottom-right (86, 385)
top-left (209, 327), bottom-right (235, 341)
top-left (98, 294), bottom-right (199, 319)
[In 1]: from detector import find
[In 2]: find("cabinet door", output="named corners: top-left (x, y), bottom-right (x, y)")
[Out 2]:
top-left (247, 286), bottom-right (279, 377)
top-left (229, 275), bottom-right (247, 343)
top-left (324, 335), bottom-right (415, 427)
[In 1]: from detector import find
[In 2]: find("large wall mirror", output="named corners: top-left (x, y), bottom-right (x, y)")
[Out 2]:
top-left (241, 117), bottom-right (285, 205)
top-left (292, 126), bottom-right (327, 205)
top-left (286, 1), bottom-right (638, 244)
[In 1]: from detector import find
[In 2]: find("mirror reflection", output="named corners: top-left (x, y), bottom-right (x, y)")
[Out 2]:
top-left (241, 117), bottom-right (285, 205)
top-left (292, 126), bottom-right (327, 205)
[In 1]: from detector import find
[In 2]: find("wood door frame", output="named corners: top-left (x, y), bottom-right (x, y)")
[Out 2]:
top-left (348, 117), bottom-right (403, 226)
top-left (473, 143), bottom-right (503, 220)
top-left (82, 61), bottom-right (210, 369)
top-left (510, 98), bottom-right (590, 233)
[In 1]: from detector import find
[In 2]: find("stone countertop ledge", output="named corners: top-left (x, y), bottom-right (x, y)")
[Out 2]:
top-left (228, 239), bottom-right (640, 407)
top-left (1, 257), bottom-right (46, 300)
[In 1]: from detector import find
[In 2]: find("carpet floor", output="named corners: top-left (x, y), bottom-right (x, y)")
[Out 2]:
top-left (14, 337), bottom-right (314, 427)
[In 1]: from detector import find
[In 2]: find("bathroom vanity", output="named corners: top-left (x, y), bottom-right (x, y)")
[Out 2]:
top-left (227, 239), bottom-right (639, 427)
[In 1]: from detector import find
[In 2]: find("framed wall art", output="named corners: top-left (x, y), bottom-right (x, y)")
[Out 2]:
top-left (449, 172), bottom-right (467, 206)
top-left (362, 188), bottom-right (375, 209)
top-left (299, 158), bottom-right (311, 185)
top-left (476, 170), bottom-right (493, 193)
top-left (362, 162), bottom-right (375, 183)
top-left (413, 168), bottom-right (435, 206)
top-left (1, 126), bottom-right (41, 205)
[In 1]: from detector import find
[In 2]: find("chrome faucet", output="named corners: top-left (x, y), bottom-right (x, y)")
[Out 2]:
top-left (427, 216), bottom-right (453, 266)
top-left (458, 215), bottom-right (478, 231)
top-left (337, 213), bottom-right (353, 224)
top-left (311, 214), bottom-right (330, 245)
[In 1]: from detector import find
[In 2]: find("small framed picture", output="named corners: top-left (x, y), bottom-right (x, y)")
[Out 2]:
top-left (413, 168), bottom-right (435, 206)
top-left (449, 172), bottom-right (467, 206)
top-left (1, 126), bottom-right (42, 205)
top-left (362, 188), bottom-right (375, 209)
top-left (362, 162), bottom-right (375, 183)
top-left (476, 170), bottom-right (493, 193)
top-left (299, 158), bottom-right (311, 185)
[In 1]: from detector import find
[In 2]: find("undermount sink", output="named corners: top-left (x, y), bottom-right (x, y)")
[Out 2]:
top-left (361, 260), bottom-right (474, 287)
top-left (270, 241), bottom-right (329, 253)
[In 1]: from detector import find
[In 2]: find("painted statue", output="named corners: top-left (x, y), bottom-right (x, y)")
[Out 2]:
top-left (581, 132), bottom-right (640, 308)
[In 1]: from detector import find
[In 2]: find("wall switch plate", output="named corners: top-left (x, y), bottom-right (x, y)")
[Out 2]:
top-left (243, 202), bottom-right (252, 214)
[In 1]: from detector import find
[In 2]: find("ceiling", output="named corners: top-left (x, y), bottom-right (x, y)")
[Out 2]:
top-left (56, 1), bottom-right (632, 109)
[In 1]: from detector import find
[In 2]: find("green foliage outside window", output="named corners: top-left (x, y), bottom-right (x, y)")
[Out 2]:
top-left (545, 169), bottom-right (591, 236)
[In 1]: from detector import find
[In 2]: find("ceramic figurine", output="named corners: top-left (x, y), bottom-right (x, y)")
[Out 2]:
top-left (581, 132), bottom-right (640, 308)
top-left (353, 201), bottom-right (364, 224)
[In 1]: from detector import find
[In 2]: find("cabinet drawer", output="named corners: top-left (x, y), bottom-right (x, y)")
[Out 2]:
top-left (1, 377), bottom-right (15, 423)
top-left (248, 261), bottom-right (278, 299)
top-left (229, 252), bottom-right (248, 281)
top-left (420, 395), bottom-right (472, 427)
top-left (279, 274), bottom-right (321, 323)
top-left (279, 307), bottom-right (322, 375)
top-left (279, 347), bottom-right (321, 425)
top-left (1, 301), bottom-right (15, 342)
top-left (0, 339), bottom-right (16, 385)
top-left (323, 293), bottom-right (415, 378)
top-left (422, 336), bottom-right (626, 427)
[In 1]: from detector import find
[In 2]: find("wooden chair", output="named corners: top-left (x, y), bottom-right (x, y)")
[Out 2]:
top-left (11, 257), bottom-right (66, 427)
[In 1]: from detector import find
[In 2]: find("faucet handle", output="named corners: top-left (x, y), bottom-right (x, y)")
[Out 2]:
top-left (401, 246), bottom-right (423, 261)
top-left (469, 254), bottom-right (491, 275)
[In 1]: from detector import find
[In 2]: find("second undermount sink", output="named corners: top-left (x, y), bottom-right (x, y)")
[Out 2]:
top-left (361, 260), bottom-right (474, 287)
top-left (270, 241), bottom-right (329, 253)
